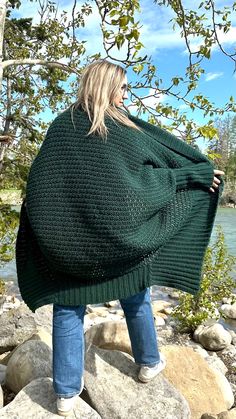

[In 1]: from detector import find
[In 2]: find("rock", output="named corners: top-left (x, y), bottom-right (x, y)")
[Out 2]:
top-left (221, 344), bottom-right (236, 356)
top-left (84, 344), bottom-right (191, 419)
top-left (85, 321), bottom-right (132, 355)
top-left (187, 341), bottom-right (209, 358)
top-left (0, 364), bottom-right (7, 385)
top-left (210, 368), bottom-right (234, 409)
top-left (222, 294), bottom-right (236, 305)
top-left (201, 409), bottom-right (236, 419)
top-left (104, 300), bottom-right (119, 308)
top-left (154, 316), bottom-right (166, 326)
top-left (194, 323), bottom-right (232, 351)
top-left (0, 303), bottom-right (37, 354)
top-left (28, 328), bottom-right (52, 349)
top-left (168, 290), bottom-right (180, 299)
top-left (0, 384), bottom-right (3, 409)
top-left (0, 295), bottom-right (21, 315)
top-left (152, 300), bottom-right (172, 315)
top-left (5, 340), bottom-right (52, 393)
top-left (34, 305), bottom-right (53, 335)
top-left (0, 377), bottom-right (101, 418)
top-left (205, 354), bottom-right (228, 375)
top-left (86, 306), bottom-right (110, 317)
top-left (161, 345), bottom-right (233, 418)
top-left (163, 306), bottom-right (173, 315)
top-left (220, 302), bottom-right (236, 319)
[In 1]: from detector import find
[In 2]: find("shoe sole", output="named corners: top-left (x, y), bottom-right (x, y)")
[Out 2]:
top-left (57, 408), bottom-right (73, 417)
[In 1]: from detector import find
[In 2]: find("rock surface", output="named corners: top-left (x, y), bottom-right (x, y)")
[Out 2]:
top-left (0, 304), bottom-right (37, 354)
top-left (34, 305), bottom-right (53, 336)
top-left (84, 344), bottom-right (191, 419)
top-left (161, 345), bottom-right (234, 419)
top-left (0, 377), bottom-right (101, 418)
top-left (201, 408), bottom-right (236, 419)
top-left (220, 302), bottom-right (236, 319)
top-left (5, 340), bottom-right (52, 393)
top-left (0, 385), bottom-right (3, 409)
top-left (0, 365), bottom-right (6, 385)
top-left (194, 323), bottom-right (232, 350)
top-left (85, 320), bottom-right (132, 355)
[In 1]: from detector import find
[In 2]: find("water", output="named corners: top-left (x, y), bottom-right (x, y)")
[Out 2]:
top-left (0, 207), bottom-right (236, 330)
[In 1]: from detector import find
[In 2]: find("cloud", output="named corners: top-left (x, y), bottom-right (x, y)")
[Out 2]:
top-left (205, 72), bottom-right (224, 81)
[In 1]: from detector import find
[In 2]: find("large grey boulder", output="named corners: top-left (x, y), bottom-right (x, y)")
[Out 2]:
top-left (5, 340), bottom-right (52, 393)
top-left (0, 377), bottom-right (101, 418)
top-left (194, 323), bottom-right (232, 351)
top-left (0, 385), bottom-right (3, 409)
top-left (0, 304), bottom-right (37, 353)
top-left (84, 344), bottom-right (191, 419)
top-left (0, 365), bottom-right (7, 386)
top-left (220, 302), bottom-right (236, 319)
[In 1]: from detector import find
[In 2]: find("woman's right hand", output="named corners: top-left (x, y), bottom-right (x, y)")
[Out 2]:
top-left (209, 169), bottom-right (225, 193)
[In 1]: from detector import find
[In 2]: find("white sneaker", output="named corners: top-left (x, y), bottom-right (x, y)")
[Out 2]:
top-left (57, 377), bottom-right (84, 417)
top-left (138, 353), bottom-right (166, 383)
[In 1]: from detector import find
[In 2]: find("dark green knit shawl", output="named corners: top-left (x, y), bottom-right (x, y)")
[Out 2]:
top-left (16, 106), bottom-right (223, 312)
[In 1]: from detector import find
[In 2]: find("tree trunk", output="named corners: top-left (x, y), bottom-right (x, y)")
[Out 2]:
top-left (0, 0), bottom-right (7, 93)
top-left (0, 0), bottom-right (8, 176)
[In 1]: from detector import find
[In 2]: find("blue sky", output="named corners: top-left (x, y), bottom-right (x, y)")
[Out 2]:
top-left (12, 0), bottom-right (236, 147)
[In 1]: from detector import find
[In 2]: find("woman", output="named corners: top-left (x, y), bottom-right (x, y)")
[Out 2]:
top-left (16, 59), bottom-right (224, 416)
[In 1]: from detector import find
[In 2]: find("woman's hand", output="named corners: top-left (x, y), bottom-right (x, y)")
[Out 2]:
top-left (209, 169), bottom-right (225, 193)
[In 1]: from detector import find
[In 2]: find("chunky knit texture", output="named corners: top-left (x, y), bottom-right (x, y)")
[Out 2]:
top-left (16, 106), bottom-right (223, 312)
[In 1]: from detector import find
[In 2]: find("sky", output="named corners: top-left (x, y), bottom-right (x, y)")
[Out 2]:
top-left (12, 0), bottom-right (236, 149)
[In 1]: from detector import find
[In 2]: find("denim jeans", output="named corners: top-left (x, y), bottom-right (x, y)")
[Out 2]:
top-left (53, 287), bottom-right (160, 397)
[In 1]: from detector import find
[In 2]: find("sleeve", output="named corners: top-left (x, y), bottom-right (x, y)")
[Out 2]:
top-left (174, 162), bottom-right (214, 190)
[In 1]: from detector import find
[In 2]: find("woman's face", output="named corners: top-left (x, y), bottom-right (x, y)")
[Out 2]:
top-left (113, 75), bottom-right (129, 107)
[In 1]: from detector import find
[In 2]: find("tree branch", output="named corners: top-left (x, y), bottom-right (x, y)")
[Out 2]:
top-left (2, 59), bottom-right (80, 75)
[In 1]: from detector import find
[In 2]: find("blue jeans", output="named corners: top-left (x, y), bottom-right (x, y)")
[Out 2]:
top-left (53, 288), bottom-right (160, 397)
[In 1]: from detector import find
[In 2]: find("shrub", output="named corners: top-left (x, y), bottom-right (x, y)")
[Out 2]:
top-left (0, 202), bottom-right (19, 266)
top-left (172, 226), bottom-right (236, 333)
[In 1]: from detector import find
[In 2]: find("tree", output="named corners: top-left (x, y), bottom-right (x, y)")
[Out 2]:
top-left (0, 0), bottom-right (236, 190)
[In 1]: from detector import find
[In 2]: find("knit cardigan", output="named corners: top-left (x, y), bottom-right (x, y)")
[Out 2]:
top-left (16, 106), bottom-right (223, 312)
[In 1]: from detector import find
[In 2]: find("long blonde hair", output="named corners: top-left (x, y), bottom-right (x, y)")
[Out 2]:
top-left (71, 59), bottom-right (142, 141)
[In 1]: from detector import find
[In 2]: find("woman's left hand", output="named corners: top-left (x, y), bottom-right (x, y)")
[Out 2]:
top-left (209, 169), bottom-right (225, 193)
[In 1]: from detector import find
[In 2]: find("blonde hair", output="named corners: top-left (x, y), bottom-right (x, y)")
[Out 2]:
top-left (71, 59), bottom-right (142, 141)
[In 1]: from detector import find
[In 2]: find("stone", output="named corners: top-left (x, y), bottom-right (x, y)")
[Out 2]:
top-left (210, 368), bottom-right (234, 409)
top-left (0, 295), bottom-right (21, 315)
top-left (152, 300), bottom-right (172, 315)
top-left (0, 384), bottom-right (3, 409)
top-left (0, 377), bottom-right (101, 418)
top-left (168, 290), bottom-right (180, 299)
top-left (201, 410), bottom-right (236, 419)
top-left (5, 340), bottom-right (52, 393)
top-left (205, 355), bottom-right (228, 375)
top-left (0, 303), bottom-right (37, 354)
top-left (0, 364), bottom-right (7, 385)
top-left (220, 302), bottom-right (236, 319)
top-left (34, 304), bottom-right (53, 335)
top-left (154, 316), bottom-right (166, 326)
top-left (163, 306), bottom-right (173, 315)
top-left (161, 345), bottom-right (234, 418)
top-left (194, 323), bottom-right (232, 351)
top-left (84, 344), bottom-right (191, 419)
top-left (28, 328), bottom-right (52, 349)
top-left (85, 321), bottom-right (132, 355)
top-left (104, 300), bottom-right (119, 308)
